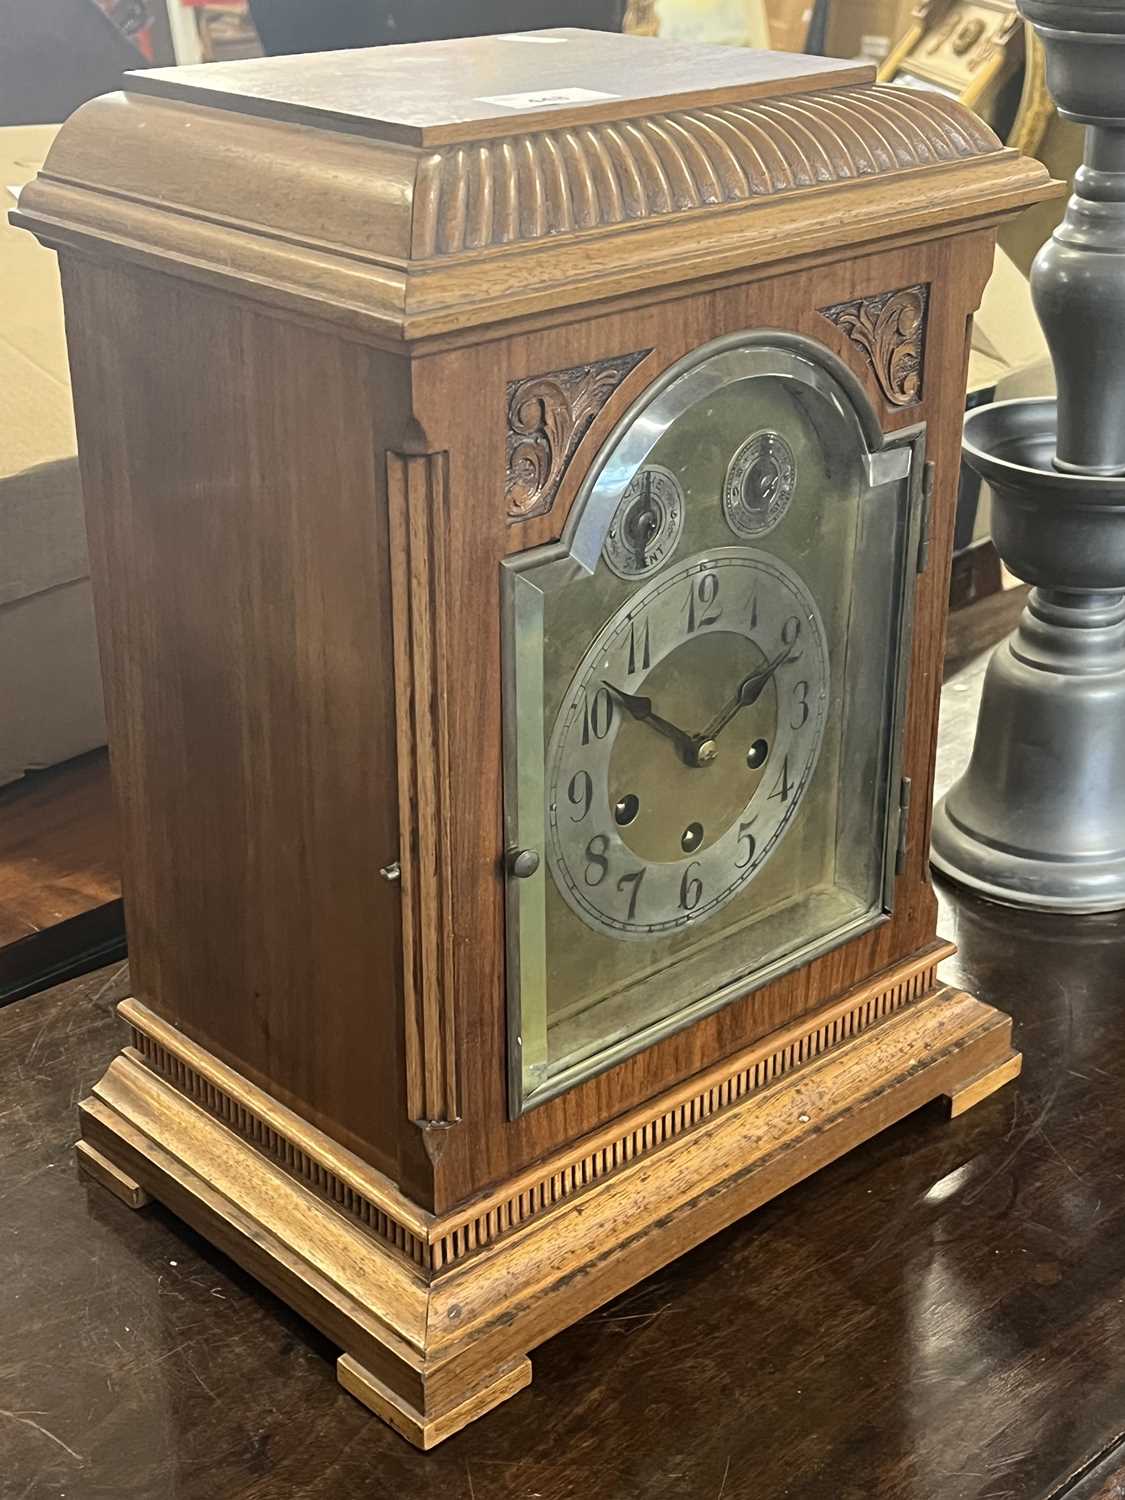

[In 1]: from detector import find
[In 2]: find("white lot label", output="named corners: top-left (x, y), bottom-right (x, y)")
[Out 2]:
top-left (477, 87), bottom-right (619, 109)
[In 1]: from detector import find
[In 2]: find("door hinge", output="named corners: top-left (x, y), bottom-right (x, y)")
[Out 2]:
top-left (916, 461), bottom-right (935, 574)
top-left (895, 777), bottom-right (913, 874)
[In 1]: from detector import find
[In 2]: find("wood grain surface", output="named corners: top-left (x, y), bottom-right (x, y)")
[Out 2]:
top-left (386, 452), bottom-right (460, 1134)
top-left (57, 259), bottom-right (430, 1203)
top-left (127, 29), bottom-right (871, 146)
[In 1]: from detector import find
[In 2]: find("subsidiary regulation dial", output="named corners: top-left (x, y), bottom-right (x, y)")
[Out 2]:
top-left (723, 430), bottom-right (797, 539)
top-left (603, 465), bottom-right (685, 579)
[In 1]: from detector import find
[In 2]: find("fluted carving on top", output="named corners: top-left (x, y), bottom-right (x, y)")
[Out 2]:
top-left (411, 85), bottom-right (1001, 258)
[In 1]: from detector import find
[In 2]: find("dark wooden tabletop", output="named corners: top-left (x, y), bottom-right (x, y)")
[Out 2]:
top-left (3, 653), bottom-right (1125, 1500)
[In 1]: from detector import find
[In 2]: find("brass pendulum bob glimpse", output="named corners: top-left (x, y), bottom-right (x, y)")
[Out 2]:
top-left (931, 0), bottom-right (1125, 910)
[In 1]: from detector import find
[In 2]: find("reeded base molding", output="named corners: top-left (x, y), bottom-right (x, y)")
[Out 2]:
top-left (76, 953), bottom-right (1019, 1449)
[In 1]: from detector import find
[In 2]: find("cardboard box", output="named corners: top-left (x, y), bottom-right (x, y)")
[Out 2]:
top-left (1, 127), bottom-right (73, 471)
top-left (651, 0), bottom-right (771, 47)
top-left (968, 243), bottom-right (1053, 398)
top-left (764, 0), bottom-right (815, 51)
top-left (824, 0), bottom-right (913, 59)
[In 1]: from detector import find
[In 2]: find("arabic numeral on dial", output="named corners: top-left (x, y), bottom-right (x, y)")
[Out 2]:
top-left (791, 679), bottom-right (810, 729)
top-left (567, 769), bottom-right (593, 822)
top-left (627, 615), bottom-right (651, 677)
top-left (781, 614), bottom-right (804, 660)
top-left (735, 819), bottom-right (757, 869)
top-left (679, 860), bottom-right (704, 912)
top-left (581, 685), bottom-right (614, 745)
top-left (768, 753), bottom-right (792, 805)
top-left (685, 571), bottom-right (721, 633)
top-left (616, 867), bottom-right (646, 919)
top-left (584, 833), bottom-right (610, 887)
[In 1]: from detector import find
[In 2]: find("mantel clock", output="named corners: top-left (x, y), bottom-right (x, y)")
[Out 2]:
top-left (15, 30), bottom-right (1053, 1448)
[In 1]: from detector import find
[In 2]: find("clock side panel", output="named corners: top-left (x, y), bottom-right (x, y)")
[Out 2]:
top-left (58, 256), bottom-right (433, 1202)
top-left (411, 226), bottom-right (996, 1210)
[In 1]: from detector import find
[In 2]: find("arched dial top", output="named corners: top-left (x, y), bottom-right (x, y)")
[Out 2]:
top-left (503, 332), bottom-right (924, 1112)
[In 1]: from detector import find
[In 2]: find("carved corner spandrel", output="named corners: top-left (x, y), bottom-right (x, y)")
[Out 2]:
top-left (506, 352), bottom-right (650, 523)
top-left (819, 285), bottom-right (930, 408)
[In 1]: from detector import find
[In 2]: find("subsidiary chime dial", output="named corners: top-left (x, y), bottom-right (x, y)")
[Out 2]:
top-left (546, 527), bottom-right (829, 939)
top-left (603, 465), bottom-right (685, 579)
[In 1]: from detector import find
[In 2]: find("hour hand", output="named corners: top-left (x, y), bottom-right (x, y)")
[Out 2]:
top-left (601, 680), bottom-right (700, 766)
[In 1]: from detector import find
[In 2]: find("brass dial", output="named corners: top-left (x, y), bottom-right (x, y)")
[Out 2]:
top-left (546, 549), bottom-right (828, 939)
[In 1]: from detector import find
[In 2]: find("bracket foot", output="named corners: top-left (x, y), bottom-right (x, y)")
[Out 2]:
top-left (944, 1051), bottom-right (1022, 1118)
top-left (337, 1354), bottom-right (532, 1450)
top-left (76, 1138), bottom-right (152, 1208)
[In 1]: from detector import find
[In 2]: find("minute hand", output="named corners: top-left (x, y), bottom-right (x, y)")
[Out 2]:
top-left (702, 646), bottom-right (796, 742)
top-left (601, 681), bottom-right (700, 766)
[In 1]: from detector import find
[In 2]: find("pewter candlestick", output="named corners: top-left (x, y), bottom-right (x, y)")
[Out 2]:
top-left (932, 0), bottom-right (1125, 909)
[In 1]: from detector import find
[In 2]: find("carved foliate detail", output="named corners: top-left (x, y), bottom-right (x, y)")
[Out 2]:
top-left (506, 352), bottom-right (649, 521)
top-left (820, 284), bottom-right (930, 406)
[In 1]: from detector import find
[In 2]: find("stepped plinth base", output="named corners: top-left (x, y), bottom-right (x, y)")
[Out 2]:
top-left (77, 967), bottom-right (1019, 1448)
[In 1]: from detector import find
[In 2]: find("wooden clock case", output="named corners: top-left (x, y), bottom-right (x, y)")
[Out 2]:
top-left (14, 31), bottom-right (1054, 1447)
